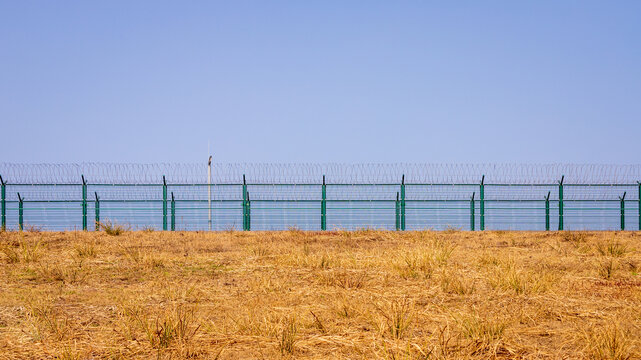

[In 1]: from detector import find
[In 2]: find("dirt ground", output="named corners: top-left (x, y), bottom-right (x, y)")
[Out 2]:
top-left (0, 229), bottom-right (640, 359)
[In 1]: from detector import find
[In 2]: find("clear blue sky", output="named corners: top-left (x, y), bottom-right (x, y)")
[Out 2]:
top-left (1, 1), bottom-right (640, 164)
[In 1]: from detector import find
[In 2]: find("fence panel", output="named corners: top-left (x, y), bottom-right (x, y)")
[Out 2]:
top-left (0, 164), bottom-right (639, 231)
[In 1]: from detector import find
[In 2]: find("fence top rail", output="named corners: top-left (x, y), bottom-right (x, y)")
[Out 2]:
top-left (4, 198), bottom-right (639, 204)
top-left (2, 163), bottom-right (641, 185)
top-left (2, 182), bottom-right (640, 187)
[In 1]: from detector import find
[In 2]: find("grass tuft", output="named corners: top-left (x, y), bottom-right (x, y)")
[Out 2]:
top-left (1, 236), bottom-right (43, 263)
top-left (561, 231), bottom-right (590, 244)
top-left (138, 305), bottom-right (201, 350)
top-left (488, 260), bottom-right (554, 294)
top-left (98, 220), bottom-right (129, 235)
top-left (440, 269), bottom-right (475, 295)
top-left (457, 312), bottom-right (507, 354)
top-left (598, 258), bottom-right (617, 280)
top-left (585, 323), bottom-right (632, 360)
top-left (377, 298), bottom-right (413, 339)
top-left (596, 240), bottom-right (629, 257)
top-left (278, 316), bottom-right (297, 355)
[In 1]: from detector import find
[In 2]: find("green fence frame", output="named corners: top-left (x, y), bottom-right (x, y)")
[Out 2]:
top-left (470, 192), bottom-right (475, 231)
top-left (558, 176), bottom-right (564, 230)
top-left (480, 175), bottom-right (485, 231)
top-left (545, 191), bottom-right (551, 231)
top-left (1, 175), bottom-right (5, 231)
top-left (82, 175), bottom-right (87, 231)
top-left (242, 175), bottom-right (247, 231)
top-left (171, 192), bottom-right (176, 231)
top-left (246, 191), bottom-right (251, 231)
top-left (321, 175), bottom-right (327, 231)
top-left (620, 192), bottom-right (626, 231)
top-left (2, 174), bottom-right (640, 231)
top-left (162, 176), bottom-right (167, 231)
top-left (17, 192), bottom-right (23, 231)
top-left (400, 175), bottom-right (406, 231)
top-left (94, 192), bottom-right (100, 229)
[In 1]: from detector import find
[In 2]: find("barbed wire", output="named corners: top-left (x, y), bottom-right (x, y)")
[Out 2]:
top-left (0, 163), bottom-right (640, 184)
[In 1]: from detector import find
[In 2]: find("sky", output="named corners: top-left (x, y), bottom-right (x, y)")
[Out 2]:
top-left (1, 1), bottom-right (640, 164)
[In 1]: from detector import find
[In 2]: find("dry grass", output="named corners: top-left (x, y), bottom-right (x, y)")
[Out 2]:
top-left (97, 220), bottom-right (129, 236)
top-left (0, 230), bottom-right (640, 359)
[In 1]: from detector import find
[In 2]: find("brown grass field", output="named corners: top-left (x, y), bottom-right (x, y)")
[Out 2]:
top-left (1, 229), bottom-right (640, 359)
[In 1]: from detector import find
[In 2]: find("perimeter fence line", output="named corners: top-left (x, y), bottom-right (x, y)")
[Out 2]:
top-left (1, 170), bottom-right (640, 232)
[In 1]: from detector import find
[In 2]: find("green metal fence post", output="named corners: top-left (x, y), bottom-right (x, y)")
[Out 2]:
top-left (480, 175), bottom-right (485, 231)
top-left (470, 192), bottom-right (475, 231)
top-left (395, 192), bottom-right (400, 231)
top-left (171, 192), bottom-right (176, 231)
top-left (81, 175), bottom-right (87, 231)
top-left (620, 192), bottom-right (626, 231)
top-left (545, 191), bottom-right (550, 231)
top-left (247, 191), bottom-right (251, 231)
top-left (0, 175), bottom-right (5, 231)
top-left (162, 176), bottom-right (167, 231)
top-left (94, 192), bottom-right (100, 230)
top-left (242, 175), bottom-right (247, 231)
top-left (558, 176), bottom-right (564, 231)
top-left (17, 192), bottom-right (23, 231)
top-left (321, 175), bottom-right (327, 231)
top-left (638, 182), bottom-right (640, 231)
top-left (400, 175), bottom-right (406, 231)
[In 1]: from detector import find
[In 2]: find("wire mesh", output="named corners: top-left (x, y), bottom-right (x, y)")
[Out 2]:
top-left (0, 163), bottom-right (639, 231)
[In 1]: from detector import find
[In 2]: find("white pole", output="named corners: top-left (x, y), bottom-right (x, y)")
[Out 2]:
top-left (208, 155), bottom-right (212, 231)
